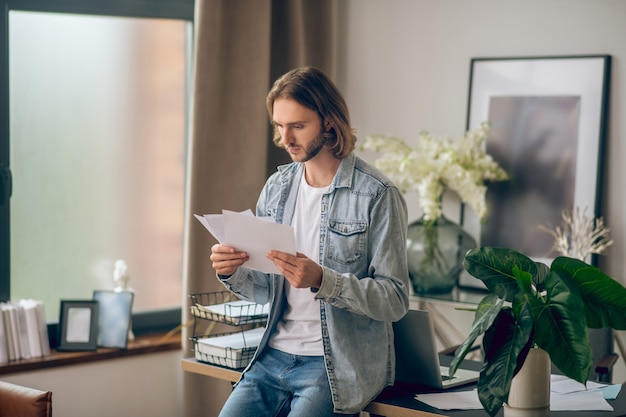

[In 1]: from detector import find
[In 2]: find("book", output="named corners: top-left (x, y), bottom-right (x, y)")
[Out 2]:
top-left (34, 300), bottom-right (51, 357)
top-left (19, 299), bottom-right (46, 358)
top-left (1, 303), bottom-right (19, 361)
top-left (13, 302), bottom-right (32, 360)
top-left (191, 300), bottom-right (269, 325)
top-left (0, 310), bottom-right (7, 363)
top-left (195, 327), bottom-right (265, 369)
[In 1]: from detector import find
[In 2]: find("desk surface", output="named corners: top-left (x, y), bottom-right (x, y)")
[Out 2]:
top-left (181, 357), bottom-right (626, 417)
top-left (181, 358), bottom-right (444, 417)
top-left (372, 383), bottom-right (626, 417)
top-left (410, 287), bottom-right (488, 308)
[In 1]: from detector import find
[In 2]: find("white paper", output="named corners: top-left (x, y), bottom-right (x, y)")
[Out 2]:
top-left (415, 389), bottom-right (483, 410)
top-left (194, 209), bottom-right (296, 275)
top-left (223, 210), bottom-right (296, 275)
top-left (193, 209), bottom-right (254, 244)
top-left (197, 327), bottom-right (265, 350)
top-left (550, 374), bottom-right (604, 393)
top-left (551, 389), bottom-right (613, 411)
top-left (415, 379), bottom-right (615, 412)
top-left (193, 213), bottom-right (226, 242)
top-left (195, 327), bottom-right (265, 368)
top-left (193, 300), bottom-right (270, 325)
top-left (198, 300), bottom-right (269, 318)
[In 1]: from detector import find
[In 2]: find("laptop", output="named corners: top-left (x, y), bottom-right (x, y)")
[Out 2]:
top-left (393, 309), bottom-right (479, 389)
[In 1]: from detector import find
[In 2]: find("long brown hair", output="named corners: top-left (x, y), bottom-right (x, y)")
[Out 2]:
top-left (266, 67), bottom-right (357, 159)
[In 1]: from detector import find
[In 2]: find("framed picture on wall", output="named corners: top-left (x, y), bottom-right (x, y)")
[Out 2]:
top-left (460, 55), bottom-right (611, 289)
top-left (57, 300), bottom-right (99, 351)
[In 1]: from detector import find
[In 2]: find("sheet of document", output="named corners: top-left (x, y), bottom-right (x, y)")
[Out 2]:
top-left (415, 374), bottom-right (618, 411)
top-left (193, 209), bottom-right (254, 243)
top-left (194, 209), bottom-right (296, 275)
top-left (550, 374), bottom-right (605, 393)
top-left (551, 389), bottom-right (613, 411)
top-left (415, 390), bottom-right (483, 410)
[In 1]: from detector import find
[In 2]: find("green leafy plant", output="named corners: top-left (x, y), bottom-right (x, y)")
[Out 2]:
top-left (449, 246), bottom-right (626, 416)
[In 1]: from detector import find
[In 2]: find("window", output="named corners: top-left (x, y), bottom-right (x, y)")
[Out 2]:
top-left (1, 0), bottom-right (194, 332)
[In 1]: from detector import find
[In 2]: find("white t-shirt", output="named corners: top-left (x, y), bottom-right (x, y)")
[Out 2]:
top-left (268, 172), bottom-right (328, 356)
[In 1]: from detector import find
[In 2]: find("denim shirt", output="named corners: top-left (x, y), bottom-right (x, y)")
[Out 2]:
top-left (218, 152), bottom-right (410, 413)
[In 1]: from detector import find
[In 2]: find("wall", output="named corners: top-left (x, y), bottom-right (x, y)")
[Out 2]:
top-left (2, 350), bottom-right (184, 417)
top-left (6, 3), bottom-right (626, 416)
top-left (337, 0), bottom-right (626, 382)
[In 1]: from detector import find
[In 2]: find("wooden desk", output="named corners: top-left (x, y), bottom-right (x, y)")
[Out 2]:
top-left (181, 357), bottom-right (626, 417)
top-left (181, 358), bottom-right (445, 417)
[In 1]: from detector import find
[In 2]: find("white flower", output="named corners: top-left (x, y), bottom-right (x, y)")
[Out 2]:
top-left (362, 122), bottom-right (508, 222)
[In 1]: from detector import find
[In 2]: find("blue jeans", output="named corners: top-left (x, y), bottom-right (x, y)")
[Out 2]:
top-left (218, 347), bottom-right (358, 417)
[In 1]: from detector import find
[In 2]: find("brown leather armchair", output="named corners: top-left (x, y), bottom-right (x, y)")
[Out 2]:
top-left (0, 381), bottom-right (52, 417)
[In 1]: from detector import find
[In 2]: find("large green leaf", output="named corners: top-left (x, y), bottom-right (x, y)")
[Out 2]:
top-left (512, 269), bottom-right (531, 295)
top-left (532, 261), bottom-right (551, 289)
top-left (552, 256), bottom-right (626, 329)
top-left (450, 294), bottom-right (503, 376)
top-left (463, 247), bottom-right (536, 301)
top-left (477, 304), bottom-right (534, 417)
top-left (528, 269), bottom-right (592, 383)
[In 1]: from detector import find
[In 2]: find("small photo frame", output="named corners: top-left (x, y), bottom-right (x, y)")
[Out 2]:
top-left (93, 290), bottom-right (134, 349)
top-left (57, 300), bottom-right (99, 351)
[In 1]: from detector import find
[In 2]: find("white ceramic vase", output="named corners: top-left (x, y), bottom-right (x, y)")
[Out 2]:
top-left (504, 347), bottom-right (551, 417)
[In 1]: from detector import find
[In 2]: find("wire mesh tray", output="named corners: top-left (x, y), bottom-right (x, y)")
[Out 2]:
top-left (188, 291), bottom-right (269, 325)
top-left (191, 327), bottom-right (264, 369)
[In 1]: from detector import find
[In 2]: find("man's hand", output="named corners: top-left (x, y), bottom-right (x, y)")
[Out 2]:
top-left (210, 244), bottom-right (249, 276)
top-left (267, 250), bottom-right (323, 290)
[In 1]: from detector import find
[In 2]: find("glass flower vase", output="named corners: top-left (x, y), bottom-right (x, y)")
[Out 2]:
top-left (406, 215), bottom-right (477, 295)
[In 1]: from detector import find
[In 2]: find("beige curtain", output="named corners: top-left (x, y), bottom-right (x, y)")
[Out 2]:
top-left (182, 1), bottom-right (336, 416)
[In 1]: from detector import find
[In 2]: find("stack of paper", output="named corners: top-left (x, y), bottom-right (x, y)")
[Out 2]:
top-left (191, 300), bottom-right (270, 325)
top-left (194, 327), bottom-right (265, 369)
top-left (194, 210), bottom-right (296, 275)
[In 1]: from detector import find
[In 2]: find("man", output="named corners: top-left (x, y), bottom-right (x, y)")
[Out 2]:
top-left (210, 66), bottom-right (409, 416)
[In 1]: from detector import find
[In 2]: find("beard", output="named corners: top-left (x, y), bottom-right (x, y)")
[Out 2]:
top-left (288, 132), bottom-right (325, 163)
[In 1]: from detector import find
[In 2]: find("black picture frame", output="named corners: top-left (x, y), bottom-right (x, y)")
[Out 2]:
top-left (460, 55), bottom-right (611, 289)
top-left (93, 290), bottom-right (134, 349)
top-left (57, 300), bottom-right (99, 351)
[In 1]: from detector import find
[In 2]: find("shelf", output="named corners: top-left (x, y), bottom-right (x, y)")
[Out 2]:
top-left (0, 332), bottom-right (181, 376)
